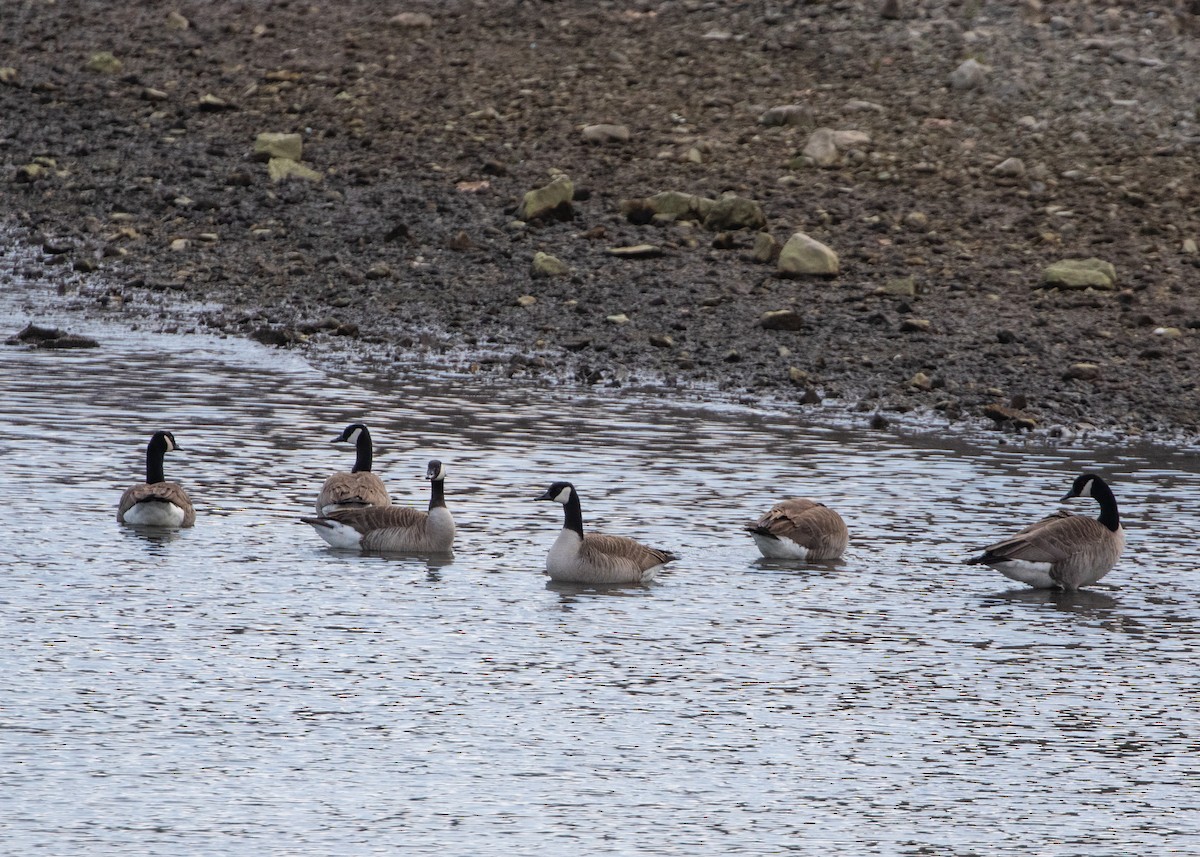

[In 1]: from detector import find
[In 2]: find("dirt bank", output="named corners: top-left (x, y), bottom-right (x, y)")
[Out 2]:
top-left (3, 0), bottom-right (1199, 442)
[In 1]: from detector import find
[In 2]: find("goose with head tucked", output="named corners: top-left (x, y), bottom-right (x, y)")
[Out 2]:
top-left (304, 460), bottom-right (454, 554)
top-left (315, 422), bottom-right (391, 516)
top-left (535, 481), bottom-right (675, 585)
top-left (965, 472), bottom-right (1125, 591)
top-left (117, 430), bottom-right (196, 528)
top-left (746, 498), bottom-right (849, 560)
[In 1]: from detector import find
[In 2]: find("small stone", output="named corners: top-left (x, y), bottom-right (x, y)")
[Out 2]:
top-left (832, 130), bottom-right (871, 149)
top-left (1183, 238), bottom-right (1198, 254)
top-left (365, 263), bottom-right (392, 280)
top-left (903, 211), bottom-right (929, 231)
top-left (254, 132), bottom-right (303, 162)
top-left (166, 10), bottom-right (189, 29)
top-left (516, 295), bottom-right (537, 307)
top-left (14, 163), bottom-right (46, 182)
top-left (983, 404), bottom-right (1037, 430)
top-left (649, 334), bottom-right (674, 348)
top-left (900, 317), bottom-right (932, 333)
top-left (751, 232), bottom-right (780, 263)
top-left (86, 52), bottom-right (123, 74)
top-left (446, 230), bottom-right (473, 251)
top-left (531, 251), bottom-right (569, 277)
top-left (198, 93), bottom-right (234, 111)
top-left (0, 67), bottom-right (18, 84)
top-left (991, 157), bottom-right (1026, 177)
top-left (607, 244), bottom-right (662, 259)
top-left (950, 58), bottom-right (989, 90)
top-left (606, 313), bottom-right (630, 325)
top-left (581, 124), bottom-right (630, 144)
top-left (802, 128), bottom-right (839, 167)
top-left (877, 277), bottom-right (917, 298)
top-left (843, 99), bottom-right (885, 113)
top-left (267, 157), bottom-right (323, 183)
top-left (1064, 362), bottom-right (1101, 381)
top-left (759, 104), bottom-right (811, 127)
top-left (517, 175), bottom-right (574, 221)
top-left (778, 232), bottom-right (839, 276)
top-left (1152, 327), bottom-right (1182, 338)
top-left (169, 238), bottom-right (189, 252)
top-left (909, 371), bottom-right (933, 391)
top-left (143, 87), bottom-right (168, 101)
top-left (1043, 258), bottom-right (1116, 290)
top-left (760, 309), bottom-right (804, 331)
top-left (788, 367), bottom-right (807, 383)
top-left (703, 195), bottom-right (766, 231)
top-left (390, 11), bottom-right (434, 27)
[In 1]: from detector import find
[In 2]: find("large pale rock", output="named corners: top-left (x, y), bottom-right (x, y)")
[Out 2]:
top-left (518, 175), bottom-right (574, 221)
top-left (778, 232), bottom-right (839, 276)
top-left (760, 309), bottom-right (804, 331)
top-left (1043, 258), bottom-right (1116, 290)
top-left (703, 195), bottom-right (766, 231)
top-left (581, 124), bottom-right (630, 144)
top-left (752, 232), bottom-right (780, 263)
top-left (531, 251), bottom-right (569, 277)
top-left (254, 132), bottom-right (303, 162)
top-left (621, 191), bottom-right (714, 224)
top-left (950, 58), bottom-right (989, 90)
top-left (759, 104), bottom-right (811, 127)
top-left (268, 158), bottom-right (323, 183)
top-left (802, 128), bottom-right (839, 167)
top-left (391, 12), bottom-right (434, 27)
top-left (86, 52), bottom-right (123, 74)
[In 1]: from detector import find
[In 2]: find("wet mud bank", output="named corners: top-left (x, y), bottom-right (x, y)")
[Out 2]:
top-left (3, 0), bottom-right (1199, 444)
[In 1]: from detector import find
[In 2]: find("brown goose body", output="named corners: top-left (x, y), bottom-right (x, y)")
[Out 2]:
top-left (746, 498), bottom-right (849, 560)
top-left (536, 481), bottom-right (675, 585)
top-left (117, 431), bottom-right (195, 528)
top-left (304, 460), bottom-right (454, 554)
top-left (966, 473), bottom-right (1125, 591)
top-left (316, 423), bottom-right (392, 516)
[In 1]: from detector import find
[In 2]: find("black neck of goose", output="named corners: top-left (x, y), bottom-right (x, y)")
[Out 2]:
top-left (563, 490), bottom-right (584, 537)
top-left (145, 439), bottom-right (167, 484)
top-left (429, 478), bottom-right (446, 510)
top-left (1093, 481), bottom-right (1120, 531)
top-left (352, 430), bottom-right (373, 473)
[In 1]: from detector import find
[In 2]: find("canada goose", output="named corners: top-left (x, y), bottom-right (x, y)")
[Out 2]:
top-left (746, 498), bottom-right (849, 560)
top-left (116, 430), bottom-right (195, 528)
top-left (965, 472), bottom-right (1125, 590)
top-left (535, 481), bottom-right (675, 585)
top-left (315, 422), bottom-right (391, 516)
top-left (303, 460), bottom-right (454, 553)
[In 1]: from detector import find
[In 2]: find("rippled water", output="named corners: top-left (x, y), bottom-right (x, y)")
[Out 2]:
top-left (3, 277), bottom-right (1200, 854)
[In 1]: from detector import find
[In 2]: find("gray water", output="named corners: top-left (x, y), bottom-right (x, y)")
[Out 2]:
top-left (2, 285), bottom-right (1200, 855)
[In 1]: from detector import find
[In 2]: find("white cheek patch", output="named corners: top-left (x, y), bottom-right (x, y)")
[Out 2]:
top-left (164, 435), bottom-right (177, 451)
top-left (347, 428), bottom-right (363, 444)
top-left (554, 486), bottom-right (572, 504)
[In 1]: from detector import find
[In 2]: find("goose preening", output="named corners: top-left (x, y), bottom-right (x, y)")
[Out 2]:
top-left (116, 430), bottom-right (196, 528)
top-left (303, 460), bottom-right (454, 554)
top-left (965, 472), bottom-right (1125, 591)
top-left (745, 498), bottom-right (849, 560)
top-left (535, 481), bottom-right (675, 585)
top-left (315, 422), bottom-right (391, 516)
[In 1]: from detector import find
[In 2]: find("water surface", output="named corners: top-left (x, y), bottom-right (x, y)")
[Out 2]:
top-left (2, 277), bottom-right (1200, 855)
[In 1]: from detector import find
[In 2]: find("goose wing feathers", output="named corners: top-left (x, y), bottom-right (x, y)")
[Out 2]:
top-left (118, 482), bottom-right (196, 525)
top-left (320, 504), bottom-right (426, 535)
top-left (972, 512), bottom-right (1106, 564)
top-left (316, 472), bottom-right (390, 514)
top-left (747, 499), bottom-right (848, 555)
top-left (581, 533), bottom-right (675, 573)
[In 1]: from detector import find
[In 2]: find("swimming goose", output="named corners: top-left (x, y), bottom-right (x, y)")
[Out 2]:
top-left (303, 460), bottom-right (454, 553)
top-left (746, 498), bottom-right (849, 560)
top-left (315, 422), bottom-right (391, 516)
top-left (117, 430), bottom-right (196, 528)
top-left (965, 472), bottom-right (1125, 590)
top-left (535, 481), bottom-right (675, 584)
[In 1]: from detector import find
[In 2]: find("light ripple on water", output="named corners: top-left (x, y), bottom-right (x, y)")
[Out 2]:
top-left (1, 301), bottom-right (1200, 854)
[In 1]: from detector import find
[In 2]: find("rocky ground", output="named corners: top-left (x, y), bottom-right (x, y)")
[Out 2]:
top-left (3, 0), bottom-right (1200, 442)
